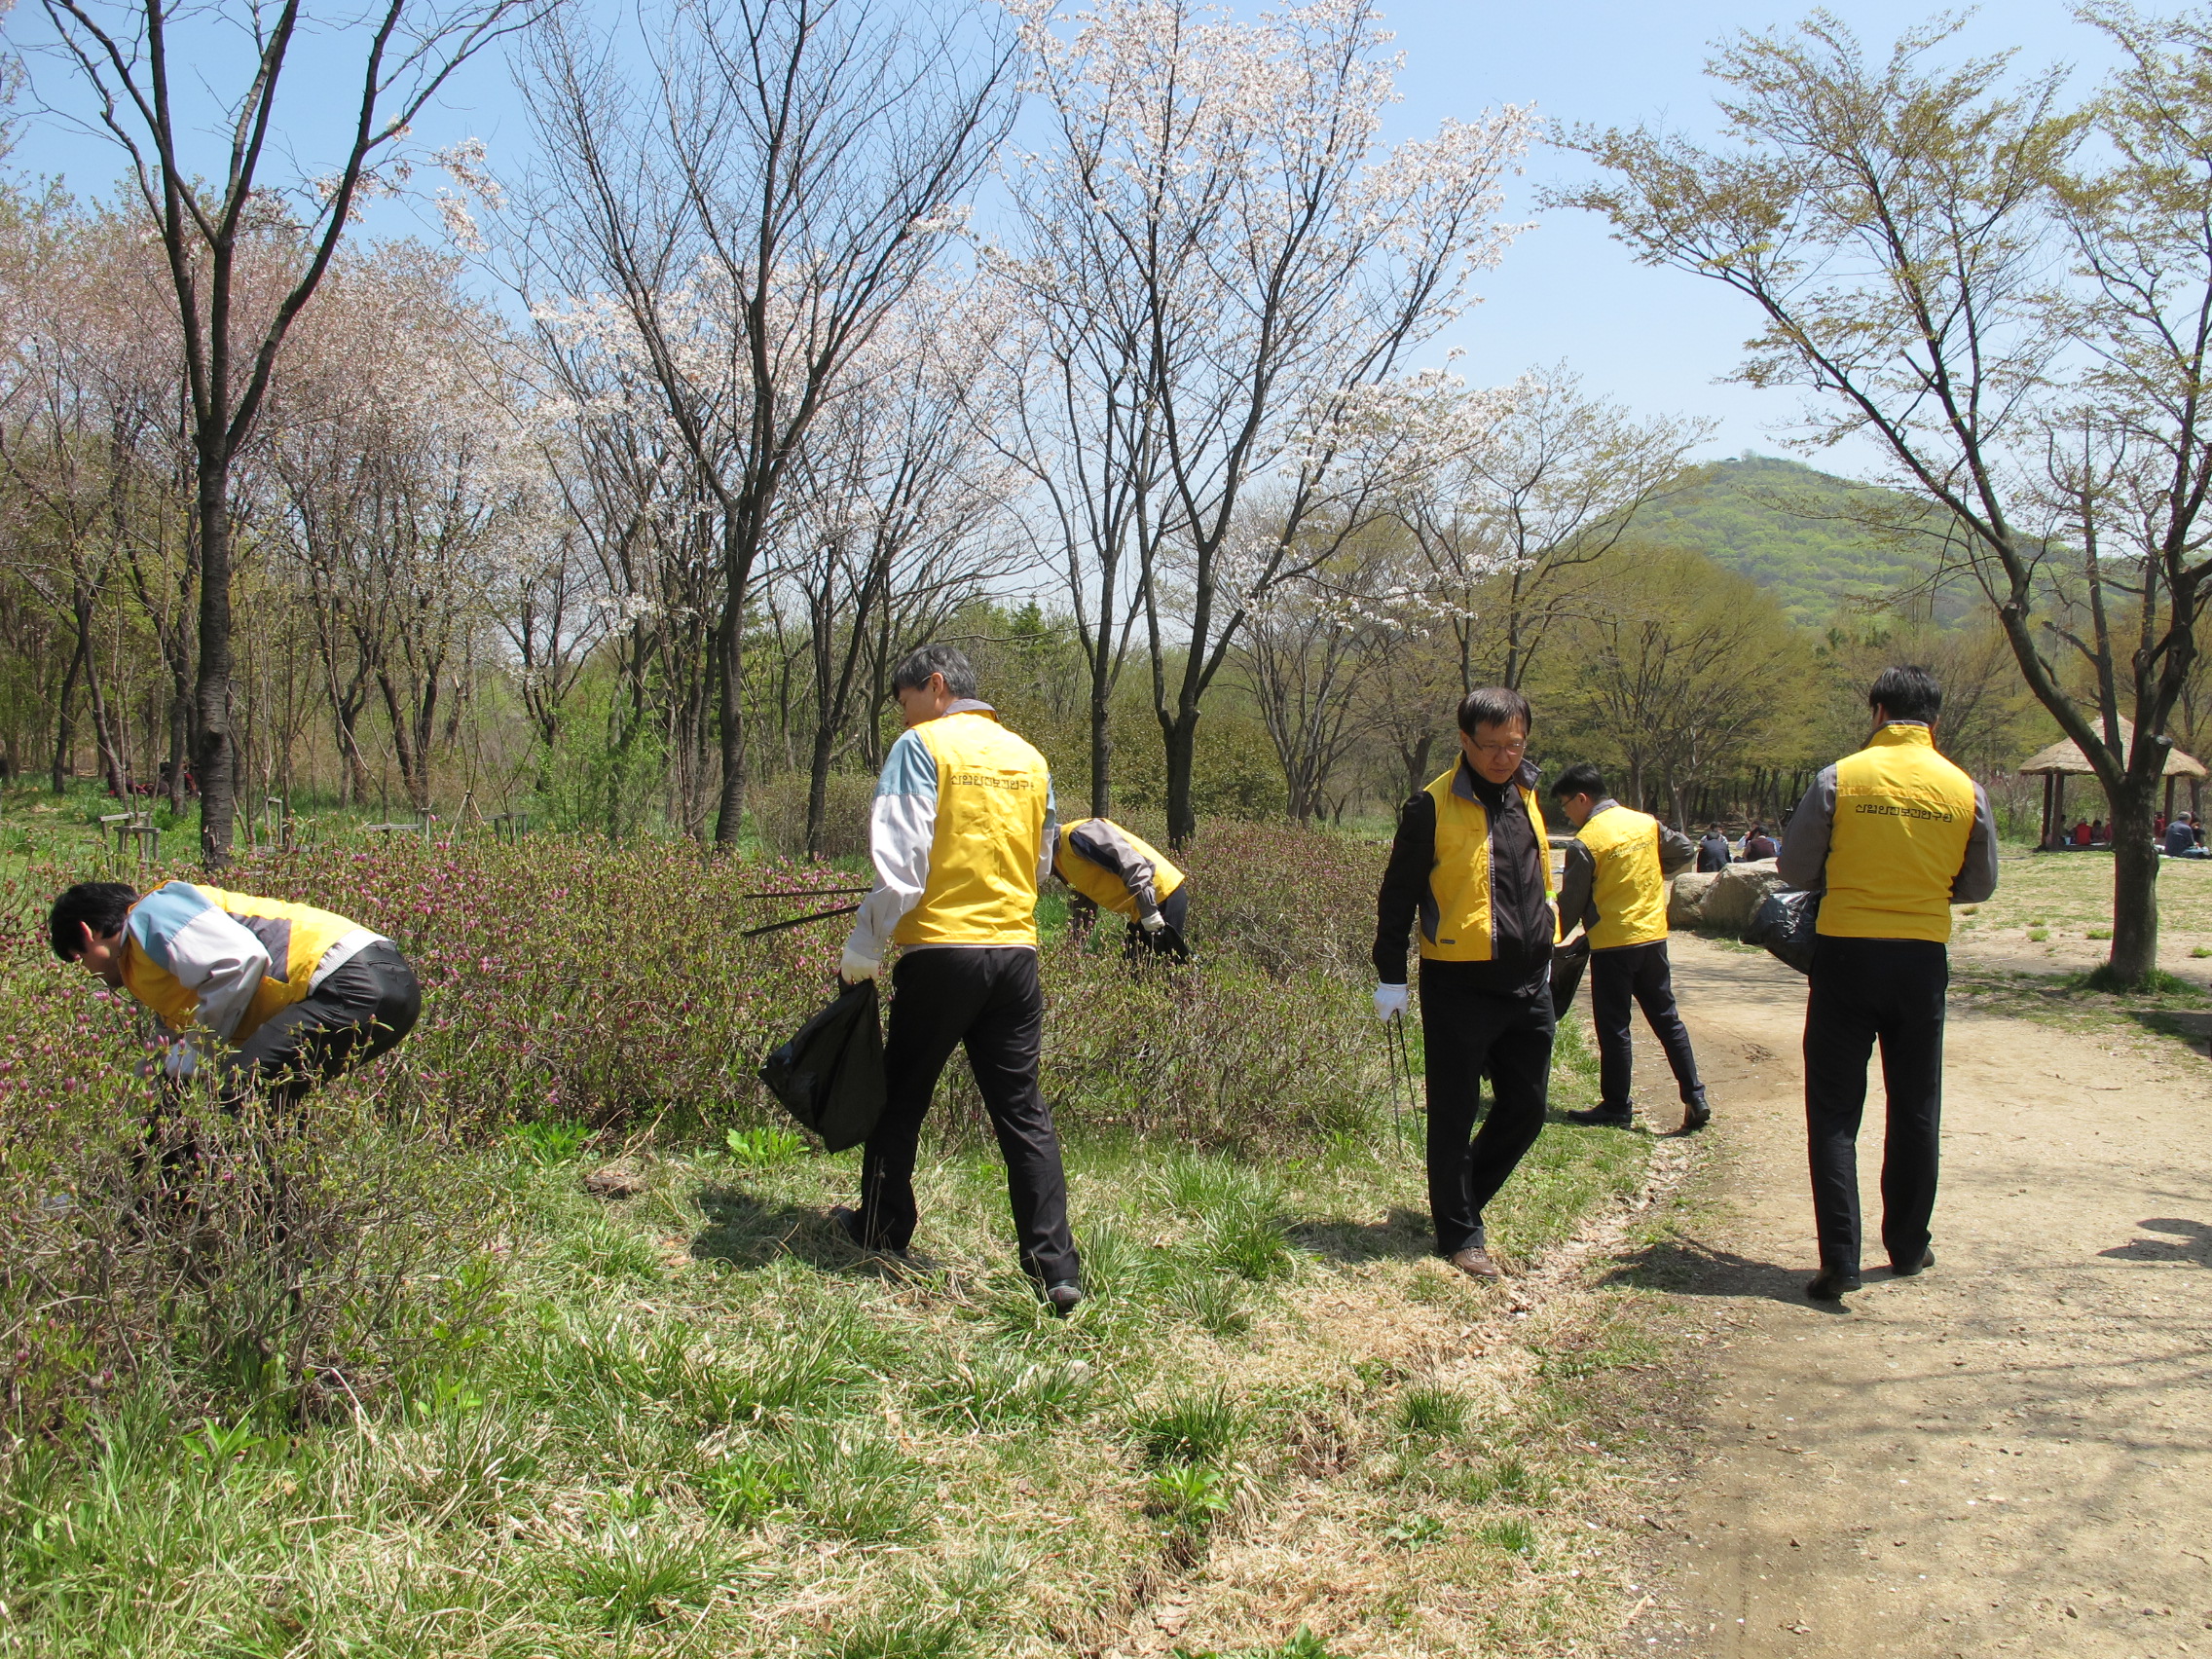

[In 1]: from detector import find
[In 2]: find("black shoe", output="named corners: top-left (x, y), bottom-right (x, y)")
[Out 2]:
top-left (1889, 1248), bottom-right (1935, 1277)
top-left (830, 1205), bottom-right (906, 1259)
top-left (1045, 1281), bottom-right (1086, 1315)
top-left (1680, 1098), bottom-right (1712, 1133)
top-left (1806, 1268), bottom-right (1862, 1301)
top-left (1564, 1105), bottom-right (1635, 1127)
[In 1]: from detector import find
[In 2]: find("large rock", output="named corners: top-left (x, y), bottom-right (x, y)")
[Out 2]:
top-left (1667, 870), bottom-right (1719, 929)
top-left (1696, 860), bottom-right (1789, 934)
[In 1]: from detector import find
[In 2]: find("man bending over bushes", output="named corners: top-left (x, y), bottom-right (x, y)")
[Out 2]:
top-left (49, 880), bottom-right (421, 1114)
top-left (834, 644), bottom-right (1085, 1313)
top-left (1373, 687), bottom-right (1560, 1282)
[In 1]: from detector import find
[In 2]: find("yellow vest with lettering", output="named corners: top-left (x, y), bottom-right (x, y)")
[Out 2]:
top-left (1419, 767), bottom-right (1559, 962)
top-left (1577, 804), bottom-right (1669, 950)
top-left (894, 711), bottom-right (1052, 947)
top-left (1817, 724), bottom-right (1977, 943)
top-left (1054, 819), bottom-right (1185, 917)
top-left (120, 886), bottom-right (361, 1044)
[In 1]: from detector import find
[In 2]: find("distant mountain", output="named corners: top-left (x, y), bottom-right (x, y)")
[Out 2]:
top-left (1627, 454), bottom-right (1969, 628)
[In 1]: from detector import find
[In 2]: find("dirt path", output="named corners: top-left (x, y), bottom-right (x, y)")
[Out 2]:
top-left (1618, 935), bottom-right (2212, 1659)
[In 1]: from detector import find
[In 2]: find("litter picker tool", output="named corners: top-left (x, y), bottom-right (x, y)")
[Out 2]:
top-left (1382, 1007), bottom-right (1417, 1153)
top-left (741, 902), bottom-right (862, 940)
top-left (743, 885), bottom-right (873, 900)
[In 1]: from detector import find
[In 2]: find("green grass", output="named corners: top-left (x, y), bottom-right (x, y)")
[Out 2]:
top-left (0, 1087), bottom-right (1654, 1657)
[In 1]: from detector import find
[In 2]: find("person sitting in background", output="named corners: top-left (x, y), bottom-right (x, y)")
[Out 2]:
top-left (1743, 823), bottom-right (1779, 861)
top-left (2165, 814), bottom-right (2210, 859)
top-left (2072, 819), bottom-right (2093, 847)
top-left (1051, 815), bottom-right (1191, 962)
top-left (2091, 819), bottom-right (2108, 845)
top-left (2156, 811), bottom-right (2168, 839)
top-left (1696, 824), bottom-right (1733, 872)
top-left (48, 879), bottom-right (419, 1115)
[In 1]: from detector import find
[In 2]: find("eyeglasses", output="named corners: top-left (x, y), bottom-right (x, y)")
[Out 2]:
top-left (1468, 738), bottom-right (1527, 758)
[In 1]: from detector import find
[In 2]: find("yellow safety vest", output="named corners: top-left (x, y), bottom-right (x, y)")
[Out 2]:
top-left (1419, 766), bottom-right (1559, 963)
top-left (893, 710), bottom-right (1053, 947)
top-left (1818, 724), bottom-right (1977, 943)
top-left (1576, 804), bottom-right (1670, 950)
top-left (121, 885), bottom-right (362, 1044)
top-left (1054, 819), bottom-right (1185, 917)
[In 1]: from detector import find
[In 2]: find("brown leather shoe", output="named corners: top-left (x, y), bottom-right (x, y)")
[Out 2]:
top-left (1448, 1245), bottom-right (1504, 1281)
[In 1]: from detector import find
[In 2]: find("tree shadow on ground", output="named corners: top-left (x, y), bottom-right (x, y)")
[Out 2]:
top-left (688, 1182), bottom-right (909, 1282)
top-left (1290, 1205), bottom-right (1434, 1264)
top-left (1601, 1232), bottom-right (1849, 1312)
top-left (2098, 1217), bottom-right (2212, 1267)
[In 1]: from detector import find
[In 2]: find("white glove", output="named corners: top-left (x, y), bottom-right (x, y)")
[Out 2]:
top-left (162, 1041), bottom-right (199, 1081)
top-left (1138, 910), bottom-right (1166, 934)
top-left (839, 946), bottom-right (880, 985)
top-left (1373, 982), bottom-right (1410, 1021)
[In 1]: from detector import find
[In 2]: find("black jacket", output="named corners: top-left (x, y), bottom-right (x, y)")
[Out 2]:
top-left (1374, 757), bottom-right (1553, 997)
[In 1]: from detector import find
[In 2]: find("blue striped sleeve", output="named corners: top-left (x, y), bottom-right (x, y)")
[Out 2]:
top-left (125, 881), bottom-right (215, 974)
top-left (876, 729), bottom-right (939, 801)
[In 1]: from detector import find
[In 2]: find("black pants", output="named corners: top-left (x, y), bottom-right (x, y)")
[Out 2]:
top-left (225, 941), bottom-right (422, 1115)
top-left (1419, 966), bottom-right (1554, 1255)
top-left (1124, 884), bottom-right (1191, 963)
top-left (857, 947), bottom-right (1080, 1285)
top-left (1803, 936), bottom-right (1947, 1274)
top-left (1591, 940), bottom-right (1705, 1113)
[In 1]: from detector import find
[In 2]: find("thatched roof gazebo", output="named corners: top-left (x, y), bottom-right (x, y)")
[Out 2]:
top-left (2018, 718), bottom-right (2207, 848)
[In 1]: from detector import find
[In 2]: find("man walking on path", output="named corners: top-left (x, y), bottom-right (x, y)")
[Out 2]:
top-left (1373, 687), bottom-right (1559, 1282)
top-left (1052, 815), bottom-right (1191, 962)
top-left (49, 879), bottom-right (420, 1115)
top-left (1778, 665), bottom-right (2000, 1301)
top-left (1549, 763), bottom-right (1711, 1134)
top-left (835, 644), bottom-right (1084, 1311)
top-left (1696, 824), bottom-right (1734, 871)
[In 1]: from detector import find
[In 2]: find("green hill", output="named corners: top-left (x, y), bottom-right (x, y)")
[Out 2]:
top-left (1628, 454), bottom-right (1967, 627)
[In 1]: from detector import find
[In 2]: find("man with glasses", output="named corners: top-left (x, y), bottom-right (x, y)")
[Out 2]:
top-left (1372, 687), bottom-right (1560, 1281)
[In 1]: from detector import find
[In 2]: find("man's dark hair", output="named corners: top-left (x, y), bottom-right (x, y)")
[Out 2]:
top-left (891, 643), bottom-right (979, 700)
top-left (1707, 823), bottom-right (1723, 832)
top-left (1549, 761), bottom-right (1606, 800)
top-left (1456, 686), bottom-right (1531, 736)
top-left (1868, 664), bottom-right (1942, 723)
top-left (49, 882), bottom-right (138, 962)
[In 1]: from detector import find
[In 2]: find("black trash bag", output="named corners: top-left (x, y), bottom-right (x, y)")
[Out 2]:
top-left (757, 979), bottom-right (885, 1153)
top-left (1549, 933), bottom-right (1591, 1020)
top-left (1744, 889), bottom-right (1822, 975)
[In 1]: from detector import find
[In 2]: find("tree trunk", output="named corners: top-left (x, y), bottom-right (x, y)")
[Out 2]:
top-left (712, 541), bottom-right (748, 848)
top-left (1161, 708), bottom-right (1199, 847)
top-left (1399, 732), bottom-right (1434, 800)
top-left (1088, 679), bottom-right (1113, 820)
top-left (804, 719), bottom-right (836, 859)
top-left (166, 677), bottom-right (190, 814)
top-left (194, 463), bottom-right (237, 866)
top-left (51, 632), bottom-right (84, 794)
top-left (80, 625), bottom-right (129, 800)
top-left (2106, 781), bottom-right (2161, 984)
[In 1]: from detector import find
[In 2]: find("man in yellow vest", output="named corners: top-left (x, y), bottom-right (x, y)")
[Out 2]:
top-left (1052, 816), bottom-right (1190, 962)
top-left (1548, 762), bottom-right (1710, 1133)
top-left (1372, 686), bottom-right (1559, 1282)
top-left (49, 878), bottom-right (420, 1113)
top-left (835, 644), bottom-right (1083, 1310)
top-left (1778, 666), bottom-right (2000, 1301)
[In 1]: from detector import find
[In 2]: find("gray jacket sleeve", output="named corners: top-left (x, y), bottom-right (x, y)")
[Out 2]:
top-left (1556, 839), bottom-right (1597, 938)
top-left (1067, 817), bottom-right (1160, 919)
top-left (1657, 824), bottom-right (1698, 878)
top-left (1953, 783), bottom-right (2001, 903)
top-left (1776, 767), bottom-right (1837, 892)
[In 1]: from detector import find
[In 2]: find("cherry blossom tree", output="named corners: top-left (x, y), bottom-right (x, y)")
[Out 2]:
top-left (999, 0), bottom-right (1530, 841)
top-left (33, 0), bottom-right (543, 862)
top-left (510, 0), bottom-right (1016, 846)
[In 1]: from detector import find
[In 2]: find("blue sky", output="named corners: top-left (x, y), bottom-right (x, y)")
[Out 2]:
top-left (9, 0), bottom-right (2116, 476)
